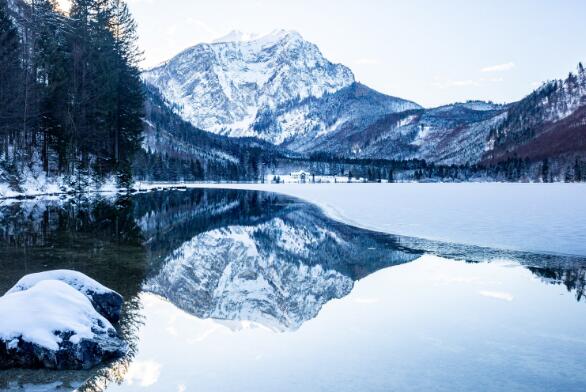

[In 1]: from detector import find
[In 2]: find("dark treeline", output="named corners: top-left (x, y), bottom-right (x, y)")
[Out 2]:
top-left (136, 143), bottom-right (586, 184)
top-left (271, 154), bottom-right (586, 183)
top-left (0, 0), bottom-right (143, 189)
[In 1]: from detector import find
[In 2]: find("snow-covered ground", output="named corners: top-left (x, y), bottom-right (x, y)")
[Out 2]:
top-left (142, 182), bottom-right (586, 257)
top-left (0, 174), bottom-right (120, 199)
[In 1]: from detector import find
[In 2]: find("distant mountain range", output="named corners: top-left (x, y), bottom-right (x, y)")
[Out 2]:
top-left (142, 30), bottom-right (586, 169)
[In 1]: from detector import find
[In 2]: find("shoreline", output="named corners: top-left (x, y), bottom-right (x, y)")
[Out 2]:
top-left (3, 179), bottom-right (586, 202)
top-left (3, 182), bottom-right (586, 257)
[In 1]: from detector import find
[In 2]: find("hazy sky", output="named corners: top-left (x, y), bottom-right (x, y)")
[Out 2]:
top-left (118, 0), bottom-right (586, 108)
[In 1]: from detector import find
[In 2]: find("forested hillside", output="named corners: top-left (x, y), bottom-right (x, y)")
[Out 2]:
top-left (0, 0), bottom-right (143, 194)
top-left (134, 84), bottom-right (293, 182)
top-left (485, 65), bottom-right (586, 181)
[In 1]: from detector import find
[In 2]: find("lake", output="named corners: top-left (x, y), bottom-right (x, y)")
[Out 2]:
top-left (0, 187), bottom-right (585, 391)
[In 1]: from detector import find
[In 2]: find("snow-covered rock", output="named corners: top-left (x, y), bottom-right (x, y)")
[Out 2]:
top-left (0, 280), bottom-right (127, 370)
top-left (7, 270), bottom-right (124, 323)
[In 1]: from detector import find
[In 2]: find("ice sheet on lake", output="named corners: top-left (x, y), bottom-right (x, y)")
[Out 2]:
top-left (194, 183), bottom-right (586, 256)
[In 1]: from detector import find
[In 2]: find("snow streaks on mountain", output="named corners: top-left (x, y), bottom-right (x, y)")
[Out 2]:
top-left (143, 30), bottom-right (357, 142)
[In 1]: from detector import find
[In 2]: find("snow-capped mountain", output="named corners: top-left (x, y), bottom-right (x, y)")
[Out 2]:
top-left (143, 30), bottom-right (355, 141)
top-left (143, 29), bottom-right (420, 145)
top-left (143, 27), bottom-right (585, 170)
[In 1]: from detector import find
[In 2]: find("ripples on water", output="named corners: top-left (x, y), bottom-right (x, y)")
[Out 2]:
top-left (0, 189), bottom-right (585, 391)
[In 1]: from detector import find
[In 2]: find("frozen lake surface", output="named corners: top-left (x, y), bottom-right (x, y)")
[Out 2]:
top-left (196, 183), bottom-right (586, 256)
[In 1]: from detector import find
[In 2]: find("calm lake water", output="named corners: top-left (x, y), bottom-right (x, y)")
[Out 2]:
top-left (0, 188), bottom-right (585, 391)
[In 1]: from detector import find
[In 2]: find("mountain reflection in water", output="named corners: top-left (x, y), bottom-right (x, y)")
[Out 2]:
top-left (0, 188), bottom-right (585, 391)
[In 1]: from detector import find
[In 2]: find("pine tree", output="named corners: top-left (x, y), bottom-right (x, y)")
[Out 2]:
top-left (110, 0), bottom-right (144, 186)
top-left (541, 158), bottom-right (550, 183)
top-left (33, 0), bottom-right (69, 174)
top-left (0, 0), bottom-right (24, 139)
top-left (578, 62), bottom-right (586, 90)
top-left (67, 0), bottom-right (95, 174)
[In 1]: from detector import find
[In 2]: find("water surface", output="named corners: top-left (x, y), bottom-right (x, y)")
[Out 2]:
top-left (0, 188), bottom-right (585, 391)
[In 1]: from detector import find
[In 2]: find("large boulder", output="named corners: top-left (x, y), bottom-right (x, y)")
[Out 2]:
top-left (6, 270), bottom-right (124, 323)
top-left (0, 280), bottom-right (128, 370)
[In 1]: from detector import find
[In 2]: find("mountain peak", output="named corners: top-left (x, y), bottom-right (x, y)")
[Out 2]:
top-left (260, 29), bottom-right (302, 42)
top-left (212, 30), bottom-right (260, 44)
top-left (212, 29), bottom-right (302, 46)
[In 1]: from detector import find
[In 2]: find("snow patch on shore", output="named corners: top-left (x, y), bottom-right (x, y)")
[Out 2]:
top-left (0, 172), bottom-right (123, 199)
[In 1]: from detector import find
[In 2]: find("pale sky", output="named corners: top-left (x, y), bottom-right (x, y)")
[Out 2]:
top-left (120, 0), bottom-right (585, 108)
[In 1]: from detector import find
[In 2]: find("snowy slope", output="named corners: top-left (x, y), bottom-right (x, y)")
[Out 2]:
top-left (259, 82), bottom-right (422, 147)
top-left (305, 101), bottom-right (507, 164)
